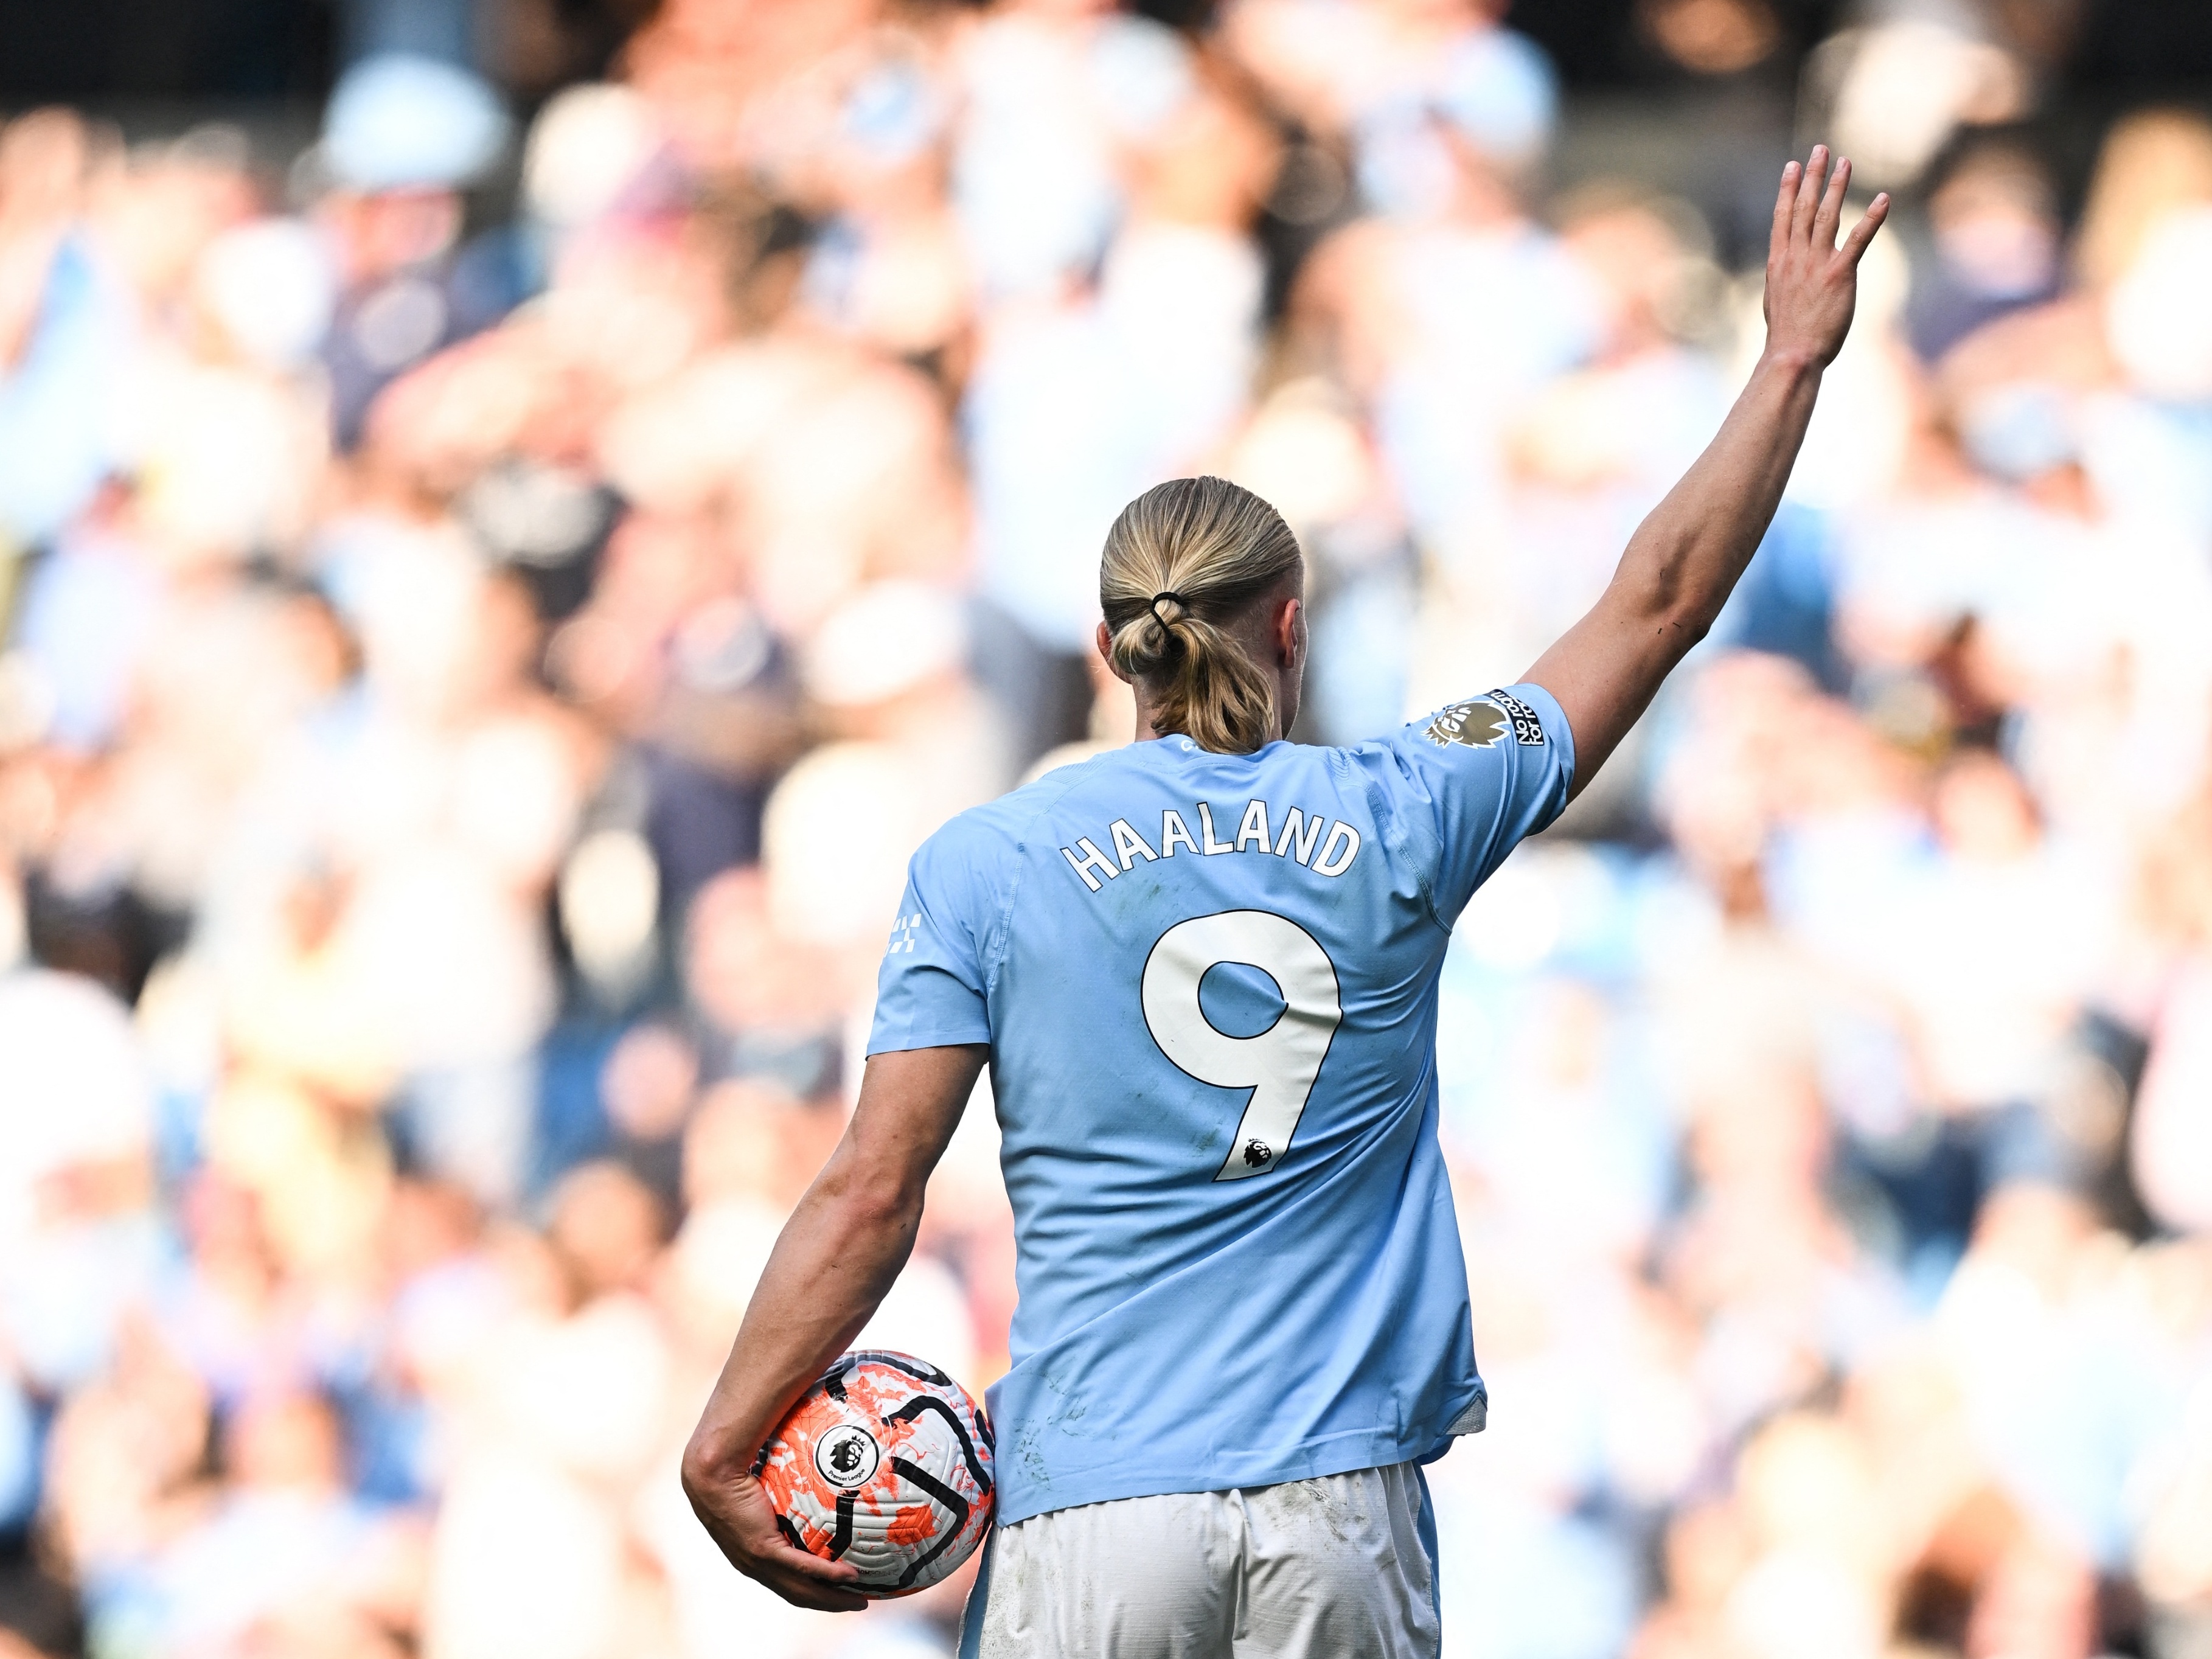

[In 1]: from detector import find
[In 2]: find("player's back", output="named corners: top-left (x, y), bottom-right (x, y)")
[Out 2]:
top-left (869, 688), bottom-right (1574, 1523)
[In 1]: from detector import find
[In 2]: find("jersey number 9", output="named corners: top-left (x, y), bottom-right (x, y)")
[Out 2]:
top-left (1140, 910), bottom-right (1343, 1183)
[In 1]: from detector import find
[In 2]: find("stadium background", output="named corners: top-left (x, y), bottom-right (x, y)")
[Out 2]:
top-left (2, 1), bottom-right (2211, 1656)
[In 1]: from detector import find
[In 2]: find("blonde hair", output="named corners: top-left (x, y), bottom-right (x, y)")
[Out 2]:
top-left (1099, 476), bottom-right (1303, 754)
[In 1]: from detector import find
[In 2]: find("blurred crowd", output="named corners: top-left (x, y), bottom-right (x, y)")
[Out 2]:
top-left (0, 1), bottom-right (2210, 1658)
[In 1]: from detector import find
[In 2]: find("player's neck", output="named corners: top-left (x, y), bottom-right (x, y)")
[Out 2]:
top-left (1129, 697), bottom-right (1285, 748)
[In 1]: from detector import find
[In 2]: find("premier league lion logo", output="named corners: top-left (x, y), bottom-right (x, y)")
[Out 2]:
top-left (1424, 700), bottom-right (1509, 748)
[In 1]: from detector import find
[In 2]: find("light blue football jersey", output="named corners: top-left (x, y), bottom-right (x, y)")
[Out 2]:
top-left (868, 683), bottom-right (1576, 1525)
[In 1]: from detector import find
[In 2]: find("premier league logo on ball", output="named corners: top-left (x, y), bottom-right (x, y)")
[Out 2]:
top-left (814, 1424), bottom-right (881, 1489)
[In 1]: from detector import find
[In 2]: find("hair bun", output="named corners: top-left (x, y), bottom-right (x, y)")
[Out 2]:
top-left (1098, 476), bottom-right (1301, 753)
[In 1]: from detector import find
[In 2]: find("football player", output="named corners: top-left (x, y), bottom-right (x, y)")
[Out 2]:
top-left (684, 148), bottom-right (1887, 1657)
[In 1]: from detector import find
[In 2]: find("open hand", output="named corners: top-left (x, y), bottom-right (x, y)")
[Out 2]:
top-left (681, 1458), bottom-right (869, 1613)
top-left (1762, 146), bottom-right (1890, 369)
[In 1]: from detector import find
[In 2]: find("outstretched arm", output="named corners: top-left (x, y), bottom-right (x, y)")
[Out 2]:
top-left (1526, 147), bottom-right (1889, 799)
top-left (681, 1043), bottom-right (988, 1612)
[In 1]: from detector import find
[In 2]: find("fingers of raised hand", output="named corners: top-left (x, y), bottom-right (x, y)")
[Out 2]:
top-left (1815, 156), bottom-right (1851, 246)
top-left (1792, 145), bottom-right (1829, 241)
top-left (1770, 159), bottom-right (1801, 260)
top-left (1841, 192), bottom-right (1892, 265)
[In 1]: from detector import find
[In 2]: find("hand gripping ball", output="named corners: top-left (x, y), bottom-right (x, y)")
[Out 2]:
top-left (756, 1350), bottom-right (995, 1597)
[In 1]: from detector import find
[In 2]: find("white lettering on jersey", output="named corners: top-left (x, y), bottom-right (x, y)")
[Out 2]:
top-left (1197, 802), bottom-right (1234, 855)
top-left (1275, 807), bottom-right (1323, 865)
top-left (1312, 820), bottom-right (1362, 877)
top-left (1061, 838), bottom-right (1119, 892)
top-left (1060, 800), bottom-right (1362, 891)
top-left (1110, 818), bottom-right (1158, 869)
top-left (1234, 798), bottom-right (1270, 853)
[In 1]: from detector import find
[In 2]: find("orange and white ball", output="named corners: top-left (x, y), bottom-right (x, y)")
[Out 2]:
top-left (756, 1349), bottom-right (995, 1597)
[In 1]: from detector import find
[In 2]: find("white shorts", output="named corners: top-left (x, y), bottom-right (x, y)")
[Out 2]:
top-left (959, 1462), bottom-right (1441, 1659)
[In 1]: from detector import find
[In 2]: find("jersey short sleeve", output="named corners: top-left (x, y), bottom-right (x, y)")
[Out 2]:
top-left (866, 824), bottom-right (996, 1056)
top-left (1375, 681), bottom-right (1577, 926)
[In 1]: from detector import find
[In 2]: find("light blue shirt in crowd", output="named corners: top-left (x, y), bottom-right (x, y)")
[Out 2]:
top-left (868, 684), bottom-right (1577, 1523)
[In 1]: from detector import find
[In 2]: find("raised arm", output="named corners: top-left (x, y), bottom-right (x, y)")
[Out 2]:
top-left (681, 1043), bottom-right (988, 1612)
top-left (1525, 147), bottom-right (1888, 798)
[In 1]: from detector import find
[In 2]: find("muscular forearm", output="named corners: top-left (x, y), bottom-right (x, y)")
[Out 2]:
top-left (1526, 147), bottom-right (1886, 799)
top-left (684, 1167), bottom-right (922, 1483)
top-left (1524, 351), bottom-right (1819, 790)
top-left (676, 1045), bottom-right (984, 1613)
top-left (682, 1045), bottom-right (986, 1492)
top-left (1613, 347), bottom-right (1823, 641)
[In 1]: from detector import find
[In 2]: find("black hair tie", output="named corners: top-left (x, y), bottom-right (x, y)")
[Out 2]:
top-left (1150, 591), bottom-right (1186, 624)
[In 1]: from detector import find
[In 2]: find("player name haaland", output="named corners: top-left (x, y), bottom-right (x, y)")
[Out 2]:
top-left (1059, 799), bottom-right (1361, 892)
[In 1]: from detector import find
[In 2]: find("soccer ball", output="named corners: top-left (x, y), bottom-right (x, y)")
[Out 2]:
top-left (755, 1349), bottom-right (995, 1597)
